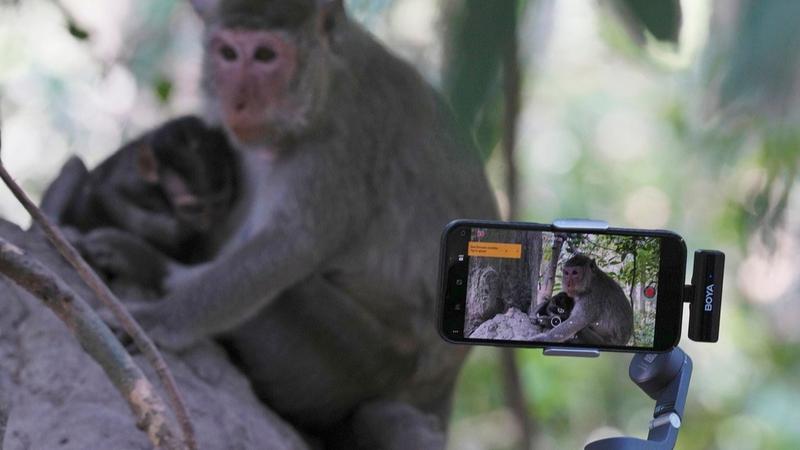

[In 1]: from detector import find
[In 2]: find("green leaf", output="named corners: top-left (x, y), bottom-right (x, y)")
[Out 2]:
top-left (442, 0), bottom-right (523, 159)
top-left (67, 20), bottom-right (90, 41)
top-left (154, 78), bottom-right (173, 104)
top-left (719, 0), bottom-right (800, 111)
top-left (613, 0), bottom-right (682, 44)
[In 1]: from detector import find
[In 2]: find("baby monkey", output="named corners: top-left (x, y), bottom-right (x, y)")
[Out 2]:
top-left (44, 116), bottom-right (238, 288)
top-left (532, 292), bottom-right (575, 330)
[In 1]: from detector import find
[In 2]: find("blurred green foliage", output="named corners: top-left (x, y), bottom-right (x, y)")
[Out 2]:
top-left (442, 0), bottom-right (524, 159)
top-left (614, 0), bottom-right (681, 43)
top-left (439, 0), bottom-right (800, 449)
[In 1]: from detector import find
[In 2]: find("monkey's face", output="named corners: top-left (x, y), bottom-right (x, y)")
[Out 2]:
top-left (208, 28), bottom-right (300, 145)
top-left (194, 0), bottom-right (341, 152)
top-left (550, 292), bottom-right (573, 313)
top-left (563, 265), bottom-right (587, 297)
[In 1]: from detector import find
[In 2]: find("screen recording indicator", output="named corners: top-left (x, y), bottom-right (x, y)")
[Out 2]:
top-left (454, 227), bottom-right (663, 349)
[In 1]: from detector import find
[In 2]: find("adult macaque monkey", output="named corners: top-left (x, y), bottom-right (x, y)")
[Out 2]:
top-left (533, 255), bottom-right (634, 345)
top-left (80, 0), bottom-right (497, 447)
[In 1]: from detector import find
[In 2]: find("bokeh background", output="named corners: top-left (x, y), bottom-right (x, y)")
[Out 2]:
top-left (1, 1), bottom-right (798, 449)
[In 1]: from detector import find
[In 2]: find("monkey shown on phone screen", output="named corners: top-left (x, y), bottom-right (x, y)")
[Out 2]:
top-left (533, 255), bottom-right (634, 346)
top-left (59, 0), bottom-right (497, 448)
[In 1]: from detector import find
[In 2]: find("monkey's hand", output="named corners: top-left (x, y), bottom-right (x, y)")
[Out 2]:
top-left (120, 299), bottom-right (202, 352)
top-left (78, 228), bottom-right (173, 291)
top-left (532, 301), bottom-right (594, 343)
top-left (113, 262), bottom-right (214, 351)
top-left (96, 189), bottom-right (185, 253)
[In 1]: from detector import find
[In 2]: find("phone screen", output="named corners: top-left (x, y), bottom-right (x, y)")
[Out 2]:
top-left (439, 221), bottom-right (686, 352)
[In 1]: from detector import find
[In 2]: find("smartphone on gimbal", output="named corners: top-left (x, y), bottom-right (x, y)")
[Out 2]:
top-left (438, 219), bottom-right (723, 353)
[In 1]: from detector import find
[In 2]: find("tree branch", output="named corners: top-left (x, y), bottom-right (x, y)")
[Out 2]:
top-left (499, 8), bottom-right (535, 450)
top-left (0, 238), bottom-right (183, 450)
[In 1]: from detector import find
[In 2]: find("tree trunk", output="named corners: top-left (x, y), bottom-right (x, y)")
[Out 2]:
top-left (532, 233), bottom-right (565, 313)
top-left (629, 251), bottom-right (638, 311)
top-left (631, 281), bottom-right (644, 345)
top-left (526, 232), bottom-right (542, 312)
top-left (473, 229), bottom-right (541, 312)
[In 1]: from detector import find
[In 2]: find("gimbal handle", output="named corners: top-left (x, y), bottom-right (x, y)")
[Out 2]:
top-left (584, 346), bottom-right (692, 450)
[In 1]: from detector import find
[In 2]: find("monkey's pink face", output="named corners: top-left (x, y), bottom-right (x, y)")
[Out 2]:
top-left (209, 28), bottom-right (299, 147)
top-left (563, 265), bottom-right (586, 297)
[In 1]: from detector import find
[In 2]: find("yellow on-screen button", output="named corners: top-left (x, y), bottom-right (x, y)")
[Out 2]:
top-left (467, 242), bottom-right (522, 259)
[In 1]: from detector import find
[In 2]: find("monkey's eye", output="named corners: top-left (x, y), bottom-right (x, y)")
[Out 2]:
top-left (220, 45), bottom-right (238, 61)
top-left (254, 46), bottom-right (277, 63)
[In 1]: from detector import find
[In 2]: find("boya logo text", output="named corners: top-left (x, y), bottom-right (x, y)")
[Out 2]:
top-left (704, 284), bottom-right (715, 311)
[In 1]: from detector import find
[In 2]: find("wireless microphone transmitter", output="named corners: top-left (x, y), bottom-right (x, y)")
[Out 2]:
top-left (685, 250), bottom-right (725, 342)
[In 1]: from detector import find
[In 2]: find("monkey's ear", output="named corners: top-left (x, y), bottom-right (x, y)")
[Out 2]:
top-left (190, 0), bottom-right (220, 22)
top-left (136, 142), bottom-right (161, 184)
top-left (317, 0), bottom-right (345, 37)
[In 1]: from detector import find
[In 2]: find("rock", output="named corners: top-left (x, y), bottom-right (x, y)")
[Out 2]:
top-left (469, 307), bottom-right (540, 341)
top-left (0, 220), bottom-right (308, 450)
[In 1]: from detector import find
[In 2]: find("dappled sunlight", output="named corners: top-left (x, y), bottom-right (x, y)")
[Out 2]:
top-left (623, 186), bottom-right (671, 229)
top-left (526, 127), bottom-right (581, 175)
top-left (714, 414), bottom-right (769, 450)
top-left (594, 108), bottom-right (655, 162)
top-left (737, 229), bottom-right (797, 304)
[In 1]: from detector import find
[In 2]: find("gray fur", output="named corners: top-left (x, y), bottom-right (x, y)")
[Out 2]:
top-left (83, 2), bottom-right (498, 447)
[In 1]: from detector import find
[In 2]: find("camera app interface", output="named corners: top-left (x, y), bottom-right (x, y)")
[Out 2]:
top-left (464, 228), bottom-right (660, 348)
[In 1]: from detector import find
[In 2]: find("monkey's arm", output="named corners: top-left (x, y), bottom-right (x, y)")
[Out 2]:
top-left (131, 157), bottom-right (357, 350)
top-left (142, 226), bottom-right (336, 349)
top-left (95, 188), bottom-right (184, 253)
top-left (78, 227), bottom-right (178, 291)
top-left (532, 299), bottom-right (599, 343)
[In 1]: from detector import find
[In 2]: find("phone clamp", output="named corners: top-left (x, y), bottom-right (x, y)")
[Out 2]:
top-left (584, 346), bottom-right (691, 450)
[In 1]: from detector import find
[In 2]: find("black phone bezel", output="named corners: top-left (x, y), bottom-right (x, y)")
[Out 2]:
top-left (437, 219), bottom-right (687, 353)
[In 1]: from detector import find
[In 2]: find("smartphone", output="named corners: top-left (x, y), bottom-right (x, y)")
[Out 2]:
top-left (438, 220), bottom-right (687, 352)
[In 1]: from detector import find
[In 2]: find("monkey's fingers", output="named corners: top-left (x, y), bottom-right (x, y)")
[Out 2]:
top-left (77, 228), bottom-right (169, 290)
top-left (76, 231), bottom-right (122, 279)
